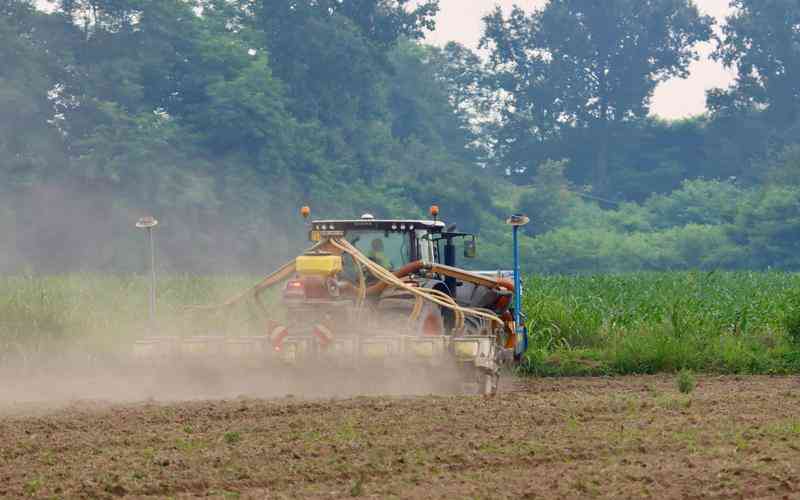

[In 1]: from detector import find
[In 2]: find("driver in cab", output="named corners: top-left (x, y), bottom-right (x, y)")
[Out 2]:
top-left (368, 238), bottom-right (393, 270)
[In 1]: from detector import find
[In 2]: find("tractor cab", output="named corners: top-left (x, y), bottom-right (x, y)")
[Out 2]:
top-left (308, 212), bottom-right (477, 274)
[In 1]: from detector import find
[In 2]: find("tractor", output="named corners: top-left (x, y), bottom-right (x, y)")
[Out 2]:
top-left (134, 206), bottom-right (527, 395)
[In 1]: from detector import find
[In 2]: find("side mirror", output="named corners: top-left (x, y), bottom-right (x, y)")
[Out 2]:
top-left (464, 238), bottom-right (477, 259)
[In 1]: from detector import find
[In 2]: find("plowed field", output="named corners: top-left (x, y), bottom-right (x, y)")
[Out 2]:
top-left (1, 376), bottom-right (799, 499)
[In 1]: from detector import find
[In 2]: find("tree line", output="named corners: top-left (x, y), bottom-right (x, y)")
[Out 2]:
top-left (1, 0), bottom-right (799, 273)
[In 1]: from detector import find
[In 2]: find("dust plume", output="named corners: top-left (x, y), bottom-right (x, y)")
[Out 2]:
top-left (0, 184), bottom-right (481, 410)
top-left (0, 183), bottom-right (298, 274)
top-left (0, 343), bottom-right (474, 412)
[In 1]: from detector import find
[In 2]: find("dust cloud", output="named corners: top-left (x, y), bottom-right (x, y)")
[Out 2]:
top-left (0, 347), bottom-right (473, 413)
top-left (0, 183), bottom-right (298, 274)
top-left (0, 184), bottom-right (476, 412)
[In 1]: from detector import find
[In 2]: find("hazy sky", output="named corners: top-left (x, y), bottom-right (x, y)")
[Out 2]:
top-left (422, 0), bottom-right (736, 119)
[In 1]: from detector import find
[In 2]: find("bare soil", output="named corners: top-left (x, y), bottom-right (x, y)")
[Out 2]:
top-left (1, 375), bottom-right (799, 499)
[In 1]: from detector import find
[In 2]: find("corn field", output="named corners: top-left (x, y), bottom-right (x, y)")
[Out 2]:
top-left (1, 272), bottom-right (800, 374)
top-left (521, 271), bottom-right (800, 375)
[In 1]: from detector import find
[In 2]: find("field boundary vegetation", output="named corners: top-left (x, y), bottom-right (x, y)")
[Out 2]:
top-left (518, 272), bottom-right (800, 376)
top-left (2, 272), bottom-right (800, 376)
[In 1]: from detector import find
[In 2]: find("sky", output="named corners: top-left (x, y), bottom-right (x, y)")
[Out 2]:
top-left (421, 0), bottom-right (737, 119)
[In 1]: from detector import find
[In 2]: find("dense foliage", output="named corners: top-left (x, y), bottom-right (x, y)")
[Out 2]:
top-left (521, 272), bottom-right (800, 375)
top-left (3, 0), bottom-right (800, 273)
top-left (481, 0), bottom-right (713, 191)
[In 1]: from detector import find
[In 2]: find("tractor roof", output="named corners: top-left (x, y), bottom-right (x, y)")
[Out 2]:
top-left (310, 217), bottom-right (446, 232)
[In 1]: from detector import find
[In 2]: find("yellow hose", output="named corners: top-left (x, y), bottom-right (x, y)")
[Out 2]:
top-left (330, 238), bottom-right (502, 328)
top-left (186, 237), bottom-right (503, 334)
top-left (353, 254), bottom-right (367, 307)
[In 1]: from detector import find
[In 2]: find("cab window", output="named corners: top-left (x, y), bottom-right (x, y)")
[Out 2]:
top-left (348, 231), bottom-right (410, 270)
top-left (416, 230), bottom-right (435, 262)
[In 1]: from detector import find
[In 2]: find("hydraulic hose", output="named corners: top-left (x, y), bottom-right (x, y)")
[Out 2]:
top-left (187, 238), bottom-right (505, 332)
top-left (330, 238), bottom-right (502, 328)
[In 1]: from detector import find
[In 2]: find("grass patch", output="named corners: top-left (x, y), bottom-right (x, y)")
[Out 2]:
top-left (656, 395), bottom-right (692, 411)
top-left (676, 369), bottom-right (695, 394)
top-left (349, 476), bottom-right (364, 497)
top-left (223, 431), bottom-right (241, 445)
top-left (23, 478), bottom-right (42, 497)
top-left (176, 438), bottom-right (207, 452)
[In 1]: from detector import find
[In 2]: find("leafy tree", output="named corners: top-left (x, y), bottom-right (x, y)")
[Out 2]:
top-left (428, 42), bottom-right (496, 162)
top-left (644, 179), bottom-right (745, 229)
top-left (517, 160), bottom-right (576, 235)
top-left (246, 0), bottom-right (438, 123)
top-left (710, 0), bottom-right (800, 124)
top-left (0, 1), bottom-right (69, 193)
top-left (481, 0), bottom-right (713, 192)
top-left (699, 109), bottom-right (776, 185)
top-left (766, 144), bottom-right (800, 186)
top-left (705, 1), bottom-right (800, 186)
top-left (191, 53), bottom-right (295, 163)
top-left (736, 186), bottom-right (800, 269)
top-left (388, 41), bottom-right (479, 163)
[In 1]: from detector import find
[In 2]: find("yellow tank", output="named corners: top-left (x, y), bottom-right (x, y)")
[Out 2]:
top-left (295, 254), bottom-right (343, 276)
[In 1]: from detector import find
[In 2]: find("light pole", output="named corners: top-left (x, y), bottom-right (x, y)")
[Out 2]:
top-left (136, 216), bottom-right (159, 332)
top-left (506, 213), bottom-right (529, 358)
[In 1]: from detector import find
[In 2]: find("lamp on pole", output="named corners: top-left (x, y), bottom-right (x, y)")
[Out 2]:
top-left (506, 213), bottom-right (529, 358)
top-left (136, 216), bottom-right (159, 331)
